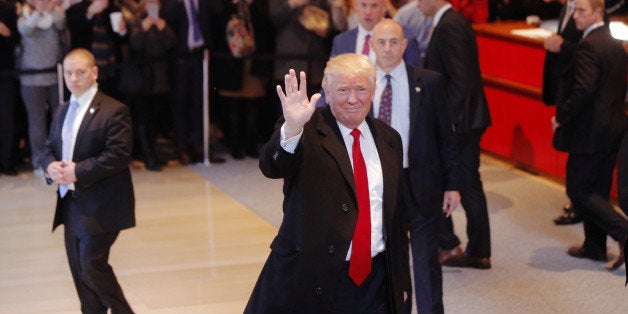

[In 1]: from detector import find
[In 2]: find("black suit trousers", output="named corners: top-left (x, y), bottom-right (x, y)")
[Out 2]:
top-left (403, 170), bottom-right (444, 314)
top-left (439, 128), bottom-right (491, 258)
top-left (62, 196), bottom-right (133, 314)
top-left (0, 77), bottom-right (16, 168)
top-left (171, 55), bottom-right (204, 152)
top-left (566, 152), bottom-right (628, 253)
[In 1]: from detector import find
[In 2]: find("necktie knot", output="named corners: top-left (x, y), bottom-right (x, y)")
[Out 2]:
top-left (351, 128), bottom-right (361, 141)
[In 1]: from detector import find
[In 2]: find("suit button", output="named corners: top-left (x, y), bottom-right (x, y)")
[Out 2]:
top-left (328, 245), bottom-right (335, 255)
top-left (341, 204), bottom-right (349, 213)
top-left (314, 287), bottom-right (322, 296)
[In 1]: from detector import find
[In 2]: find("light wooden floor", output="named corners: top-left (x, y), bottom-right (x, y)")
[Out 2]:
top-left (0, 163), bottom-right (276, 313)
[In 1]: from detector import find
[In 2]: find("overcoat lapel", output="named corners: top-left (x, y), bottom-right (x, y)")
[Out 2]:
top-left (318, 107), bottom-right (356, 193)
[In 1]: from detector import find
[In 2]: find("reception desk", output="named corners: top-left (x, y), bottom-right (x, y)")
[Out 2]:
top-left (473, 20), bottom-right (627, 193)
top-left (473, 21), bottom-right (564, 177)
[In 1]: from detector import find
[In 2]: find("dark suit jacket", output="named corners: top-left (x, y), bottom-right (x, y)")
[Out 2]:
top-left (542, 7), bottom-right (582, 106)
top-left (40, 91), bottom-right (135, 235)
top-left (246, 106), bottom-right (410, 313)
top-left (403, 65), bottom-right (458, 218)
top-left (330, 27), bottom-right (359, 56)
top-left (424, 8), bottom-right (491, 133)
top-left (162, 0), bottom-right (215, 56)
top-left (619, 133), bottom-right (628, 214)
top-left (554, 25), bottom-right (627, 154)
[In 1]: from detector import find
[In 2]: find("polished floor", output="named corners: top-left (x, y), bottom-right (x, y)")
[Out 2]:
top-left (0, 162), bottom-right (276, 313)
top-left (1, 156), bottom-right (626, 313)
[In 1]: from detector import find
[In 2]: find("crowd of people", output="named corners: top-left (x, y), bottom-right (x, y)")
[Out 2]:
top-left (1, 0), bottom-right (628, 312)
top-left (1, 0), bottom-right (610, 177)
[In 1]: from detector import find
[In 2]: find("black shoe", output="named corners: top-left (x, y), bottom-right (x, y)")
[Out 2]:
top-left (444, 253), bottom-right (491, 269)
top-left (209, 154), bottom-right (226, 164)
top-left (245, 147), bottom-right (259, 158)
top-left (553, 206), bottom-right (583, 225)
top-left (179, 151), bottom-right (191, 165)
top-left (607, 240), bottom-right (625, 271)
top-left (231, 150), bottom-right (245, 160)
top-left (144, 161), bottom-right (162, 172)
top-left (567, 246), bottom-right (607, 262)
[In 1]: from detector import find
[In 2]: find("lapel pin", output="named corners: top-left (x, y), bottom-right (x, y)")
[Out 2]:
top-left (415, 86), bottom-right (421, 93)
top-left (89, 108), bottom-right (95, 114)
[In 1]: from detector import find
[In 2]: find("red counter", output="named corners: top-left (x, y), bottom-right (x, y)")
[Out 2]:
top-left (473, 20), bottom-right (626, 193)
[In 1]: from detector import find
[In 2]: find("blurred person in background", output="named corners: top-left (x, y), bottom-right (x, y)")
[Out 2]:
top-left (66, 0), bottom-right (128, 100)
top-left (0, 0), bottom-right (19, 176)
top-left (163, 0), bottom-right (225, 164)
top-left (211, 0), bottom-right (274, 160)
top-left (127, 0), bottom-right (175, 170)
top-left (17, 0), bottom-right (65, 174)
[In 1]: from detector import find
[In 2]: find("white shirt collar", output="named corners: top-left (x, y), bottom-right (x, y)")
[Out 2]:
top-left (376, 61), bottom-right (406, 82)
top-left (583, 21), bottom-right (604, 38)
top-left (357, 23), bottom-right (372, 38)
top-left (433, 3), bottom-right (453, 28)
top-left (337, 119), bottom-right (369, 139)
top-left (71, 83), bottom-right (98, 108)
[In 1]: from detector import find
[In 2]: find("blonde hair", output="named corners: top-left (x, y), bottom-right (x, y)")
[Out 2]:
top-left (321, 53), bottom-right (376, 92)
top-left (588, 0), bottom-right (605, 12)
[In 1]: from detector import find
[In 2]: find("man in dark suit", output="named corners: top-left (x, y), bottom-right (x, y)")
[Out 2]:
top-left (163, 0), bottom-right (221, 164)
top-left (543, 0), bottom-right (584, 225)
top-left (40, 49), bottom-right (135, 313)
top-left (370, 19), bottom-right (458, 313)
top-left (329, 0), bottom-right (387, 59)
top-left (245, 54), bottom-right (410, 313)
top-left (419, 0), bottom-right (493, 269)
top-left (316, 0), bottom-right (387, 106)
top-left (552, 0), bottom-right (628, 271)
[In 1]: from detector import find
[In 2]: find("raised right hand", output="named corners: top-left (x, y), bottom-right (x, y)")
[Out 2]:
top-left (276, 69), bottom-right (321, 138)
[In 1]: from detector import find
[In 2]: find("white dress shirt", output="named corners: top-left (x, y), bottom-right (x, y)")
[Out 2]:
top-left (63, 83), bottom-right (98, 191)
top-left (356, 24), bottom-right (377, 64)
top-left (280, 120), bottom-right (385, 259)
top-left (373, 63), bottom-right (411, 168)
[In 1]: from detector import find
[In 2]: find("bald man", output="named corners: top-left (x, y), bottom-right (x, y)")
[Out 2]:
top-left (370, 19), bottom-right (457, 313)
top-left (40, 48), bottom-right (135, 313)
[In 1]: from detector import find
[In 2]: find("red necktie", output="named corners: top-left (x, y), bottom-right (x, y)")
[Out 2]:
top-left (362, 34), bottom-right (371, 55)
top-left (349, 128), bottom-right (371, 286)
